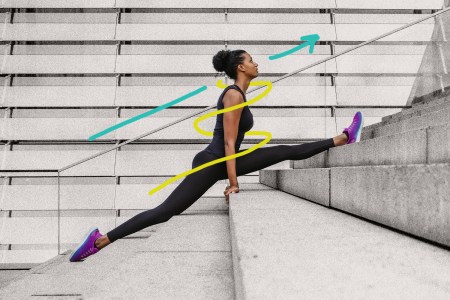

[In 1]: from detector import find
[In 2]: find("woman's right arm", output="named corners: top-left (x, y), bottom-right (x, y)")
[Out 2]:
top-left (222, 89), bottom-right (244, 188)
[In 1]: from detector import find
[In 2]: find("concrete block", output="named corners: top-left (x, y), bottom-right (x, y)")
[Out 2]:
top-left (383, 98), bottom-right (450, 126)
top-left (367, 97), bottom-right (449, 135)
top-left (1, 217), bottom-right (115, 244)
top-left (364, 122), bottom-right (381, 130)
top-left (2, 184), bottom-right (115, 211)
top-left (428, 123), bottom-right (450, 164)
top-left (0, 250), bottom-right (57, 267)
top-left (374, 106), bottom-right (450, 138)
top-left (361, 127), bottom-right (374, 141)
top-left (292, 151), bottom-right (328, 169)
top-left (0, 150), bottom-right (116, 176)
top-left (383, 109), bottom-right (421, 125)
top-left (384, 95), bottom-right (450, 122)
top-left (0, 269), bottom-right (32, 288)
top-left (0, 214), bottom-right (234, 299)
top-left (278, 168), bottom-right (330, 206)
top-left (3, 252), bottom-right (233, 300)
top-left (229, 189), bottom-right (450, 299)
top-left (119, 197), bottom-right (229, 214)
top-left (141, 214), bottom-right (230, 252)
top-left (331, 164), bottom-right (450, 247)
top-left (293, 127), bottom-right (426, 169)
top-left (420, 98), bottom-right (450, 116)
top-left (418, 93), bottom-right (450, 107)
top-left (259, 169), bottom-right (278, 189)
top-left (329, 128), bottom-right (427, 167)
top-left (116, 183), bottom-right (228, 209)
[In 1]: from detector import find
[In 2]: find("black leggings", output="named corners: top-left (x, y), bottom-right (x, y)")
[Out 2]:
top-left (106, 138), bottom-right (336, 243)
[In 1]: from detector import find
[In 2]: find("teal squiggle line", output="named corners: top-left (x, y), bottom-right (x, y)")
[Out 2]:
top-left (269, 34), bottom-right (320, 60)
top-left (89, 85), bottom-right (207, 141)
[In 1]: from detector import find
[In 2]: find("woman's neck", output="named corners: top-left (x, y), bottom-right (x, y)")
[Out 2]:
top-left (233, 78), bottom-right (251, 94)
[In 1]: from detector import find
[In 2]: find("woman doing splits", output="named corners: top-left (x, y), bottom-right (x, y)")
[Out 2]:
top-left (70, 49), bottom-right (364, 262)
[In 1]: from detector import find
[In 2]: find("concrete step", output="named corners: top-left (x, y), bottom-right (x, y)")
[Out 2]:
top-left (374, 106), bottom-right (450, 139)
top-left (0, 195), bottom-right (237, 298)
top-left (260, 163), bottom-right (450, 248)
top-left (381, 98), bottom-right (450, 127)
top-left (0, 270), bottom-right (29, 290)
top-left (0, 197), bottom-right (227, 245)
top-left (362, 100), bottom-right (450, 140)
top-left (291, 122), bottom-right (450, 169)
top-left (229, 186), bottom-right (450, 299)
top-left (0, 181), bottom-right (261, 211)
top-left (0, 183), bottom-right (271, 299)
top-left (0, 248), bottom-right (71, 291)
top-left (412, 90), bottom-right (450, 108)
top-left (0, 181), bottom-right (270, 266)
top-left (382, 94), bottom-right (450, 123)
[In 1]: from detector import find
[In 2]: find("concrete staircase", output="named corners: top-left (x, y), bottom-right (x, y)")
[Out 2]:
top-left (2, 101), bottom-right (449, 293)
top-left (2, 182), bottom-right (450, 298)
top-left (261, 95), bottom-right (450, 249)
top-left (1, 97), bottom-right (450, 298)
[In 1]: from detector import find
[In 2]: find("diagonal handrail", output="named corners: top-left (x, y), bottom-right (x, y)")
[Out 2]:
top-left (58, 6), bottom-right (450, 173)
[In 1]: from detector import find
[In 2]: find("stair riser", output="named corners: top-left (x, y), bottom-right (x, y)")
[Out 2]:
top-left (292, 152), bottom-right (328, 169)
top-left (277, 169), bottom-right (330, 207)
top-left (329, 128), bottom-right (427, 167)
top-left (294, 124), bottom-right (450, 169)
top-left (382, 96), bottom-right (450, 123)
top-left (265, 164), bottom-right (450, 248)
top-left (332, 165), bottom-right (450, 247)
top-left (363, 97), bottom-right (450, 140)
top-left (383, 99), bottom-right (450, 126)
top-left (374, 107), bottom-right (450, 138)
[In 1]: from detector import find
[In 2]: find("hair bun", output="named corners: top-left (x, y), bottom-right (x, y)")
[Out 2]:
top-left (212, 49), bottom-right (230, 72)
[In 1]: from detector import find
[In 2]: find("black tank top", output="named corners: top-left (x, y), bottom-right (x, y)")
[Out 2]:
top-left (205, 84), bottom-right (254, 157)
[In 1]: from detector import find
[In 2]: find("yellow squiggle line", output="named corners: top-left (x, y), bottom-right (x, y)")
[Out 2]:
top-left (148, 79), bottom-right (273, 196)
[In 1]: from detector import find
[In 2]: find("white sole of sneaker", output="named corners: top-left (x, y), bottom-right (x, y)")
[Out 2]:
top-left (355, 114), bottom-right (364, 143)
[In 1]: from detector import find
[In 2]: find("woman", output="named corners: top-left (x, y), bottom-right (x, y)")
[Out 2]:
top-left (69, 49), bottom-right (363, 262)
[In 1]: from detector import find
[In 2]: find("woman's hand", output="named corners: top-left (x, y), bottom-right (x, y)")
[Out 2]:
top-left (224, 185), bottom-right (239, 206)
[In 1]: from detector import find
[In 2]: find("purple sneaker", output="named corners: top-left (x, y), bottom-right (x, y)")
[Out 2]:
top-left (69, 226), bottom-right (102, 262)
top-left (343, 111), bottom-right (364, 144)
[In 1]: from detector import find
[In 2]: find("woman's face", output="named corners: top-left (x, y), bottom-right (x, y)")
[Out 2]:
top-left (239, 52), bottom-right (259, 78)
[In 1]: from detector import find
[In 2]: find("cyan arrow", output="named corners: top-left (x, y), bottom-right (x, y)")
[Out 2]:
top-left (88, 85), bottom-right (207, 141)
top-left (269, 34), bottom-right (320, 60)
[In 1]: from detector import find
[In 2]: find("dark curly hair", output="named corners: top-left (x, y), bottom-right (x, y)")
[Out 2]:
top-left (212, 49), bottom-right (246, 80)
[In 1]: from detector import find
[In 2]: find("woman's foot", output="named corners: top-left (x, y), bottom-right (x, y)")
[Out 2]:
top-left (69, 227), bottom-right (104, 262)
top-left (343, 111), bottom-right (364, 145)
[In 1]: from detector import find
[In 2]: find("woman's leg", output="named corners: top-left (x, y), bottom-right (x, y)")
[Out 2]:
top-left (217, 138), bottom-right (337, 180)
top-left (103, 150), bottom-right (223, 245)
top-left (100, 138), bottom-right (336, 247)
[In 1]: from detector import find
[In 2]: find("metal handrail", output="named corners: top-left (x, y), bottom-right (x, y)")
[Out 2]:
top-left (58, 6), bottom-right (450, 173)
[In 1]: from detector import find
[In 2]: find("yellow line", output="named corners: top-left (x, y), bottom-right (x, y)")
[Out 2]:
top-left (148, 79), bottom-right (273, 196)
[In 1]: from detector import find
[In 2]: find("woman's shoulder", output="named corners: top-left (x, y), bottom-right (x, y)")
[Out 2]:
top-left (220, 85), bottom-right (244, 105)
